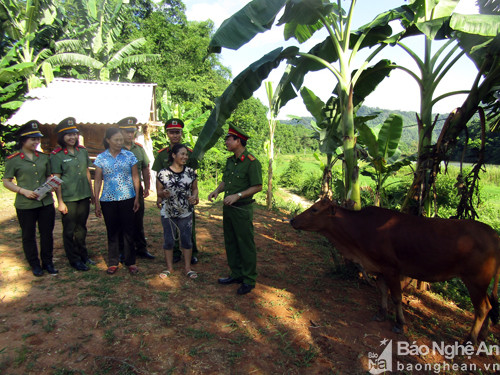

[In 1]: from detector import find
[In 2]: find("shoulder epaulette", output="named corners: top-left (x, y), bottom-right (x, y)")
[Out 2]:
top-left (186, 146), bottom-right (193, 152)
top-left (134, 142), bottom-right (144, 148)
top-left (248, 154), bottom-right (256, 161)
top-left (7, 152), bottom-right (20, 159)
top-left (51, 147), bottom-right (63, 155)
top-left (157, 146), bottom-right (170, 153)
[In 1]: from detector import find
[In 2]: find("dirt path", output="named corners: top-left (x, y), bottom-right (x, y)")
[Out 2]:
top-left (0, 194), bottom-right (499, 374)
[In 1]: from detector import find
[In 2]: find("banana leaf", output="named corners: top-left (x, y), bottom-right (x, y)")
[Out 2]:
top-left (192, 46), bottom-right (299, 162)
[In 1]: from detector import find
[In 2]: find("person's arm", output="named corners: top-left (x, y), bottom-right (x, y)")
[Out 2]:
top-left (208, 181), bottom-right (225, 202)
top-left (188, 179), bottom-right (199, 205)
top-left (223, 184), bottom-right (262, 206)
top-left (87, 168), bottom-right (95, 205)
top-left (156, 179), bottom-right (164, 209)
top-left (2, 178), bottom-right (38, 199)
top-left (94, 167), bottom-right (103, 217)
top-left (142, 164), bottom-right (151, 198)
top-left (53, 173), bottom-right (68, 214)
top-left (131, 164), bottom-right (140, 212)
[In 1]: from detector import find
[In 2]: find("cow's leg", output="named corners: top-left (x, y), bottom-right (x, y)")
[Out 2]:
top-left (462, 277), bottom-right (491, 345)
top-left (385, 274), bottom-right (405, 333)
top-left (373, 277), bottom-right (388, 322)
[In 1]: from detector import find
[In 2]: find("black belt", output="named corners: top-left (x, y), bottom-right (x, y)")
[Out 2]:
top-left (231, 199), bottom-right (255, 207)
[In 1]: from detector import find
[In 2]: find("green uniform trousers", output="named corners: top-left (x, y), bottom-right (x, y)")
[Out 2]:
top-left (222, 204), bottom-right (257, 286)
top-left (61, 198), bottom-right (90, 265)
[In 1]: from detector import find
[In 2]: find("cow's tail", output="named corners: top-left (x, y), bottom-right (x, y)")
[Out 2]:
top-left (488, 267), bottom-right (500, 326)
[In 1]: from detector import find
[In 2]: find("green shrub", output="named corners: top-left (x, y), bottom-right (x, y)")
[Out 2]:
top-left (279, 156), bottom-right (304, 188)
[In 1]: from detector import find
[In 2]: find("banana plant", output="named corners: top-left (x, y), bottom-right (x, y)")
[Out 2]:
top-left (394, 0), bottom-right (500, 216)
top-left (196, 0), bottom-right (412, 209)
top-left (358, 114), bottom-right (414, 206)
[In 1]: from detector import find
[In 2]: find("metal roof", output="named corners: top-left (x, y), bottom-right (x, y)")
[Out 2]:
top-left (6, 78), bottom-right (157, 126)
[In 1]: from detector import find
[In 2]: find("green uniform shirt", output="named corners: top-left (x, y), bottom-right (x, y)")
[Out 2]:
top-left (125, 142), bottom-right (150, 182)
top-left (4, 151), bottom-right (54, 209)
top-left (223, 150), bottom-right (262, 204)
top-left (152, 144), bottom-right (195, 172)
top-left (50, 146), bottom-right (92, 202)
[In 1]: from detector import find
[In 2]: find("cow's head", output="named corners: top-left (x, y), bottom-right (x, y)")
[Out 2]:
top-left (290, 198), bottom-right (337, 232)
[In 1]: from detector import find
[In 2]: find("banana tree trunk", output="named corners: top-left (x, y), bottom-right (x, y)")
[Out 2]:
top-left (341, 86), bottom-right (361, 209)
top-left (266, 136), bottom-right (274, 210)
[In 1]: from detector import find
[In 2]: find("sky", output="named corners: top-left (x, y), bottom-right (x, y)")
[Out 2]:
top-left (183, 0), bottom-right (480, 119)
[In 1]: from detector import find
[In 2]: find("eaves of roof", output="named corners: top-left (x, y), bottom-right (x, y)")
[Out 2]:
top-left (6, 78), bottom-right (157, 126)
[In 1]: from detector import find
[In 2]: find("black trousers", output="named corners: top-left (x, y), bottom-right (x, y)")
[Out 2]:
top-left (61, 198), bottom-right (90, 264)
top-left (16, 204), bottom-right (55, 268)
top-left (119, 187), bottom-right (147, 254)
top-left (100, 198), bottom-right (136, 267)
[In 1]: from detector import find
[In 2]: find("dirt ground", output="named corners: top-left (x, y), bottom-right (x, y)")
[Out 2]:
top-left (0, 194), bottom-right (499, 374)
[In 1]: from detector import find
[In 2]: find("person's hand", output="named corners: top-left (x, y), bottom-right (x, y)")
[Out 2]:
top-left (58, 202), bottom-right (68, 215)
top-left (143, 189), bottom-right (150, 198)
top-left (208, 190), bottom-right (218, 202)
top-left (156, 196), bottom-right (163, 209)
top-left (133, 197), bottom-right (140, 213)
top-left (20, 188), bottom-right (38, 200)
top-left (95, 202), bottom-right (102, 218)
top-left (223, 194), bottom-right (240, 206)
top-left (188, 195), bottom-right (198, 205)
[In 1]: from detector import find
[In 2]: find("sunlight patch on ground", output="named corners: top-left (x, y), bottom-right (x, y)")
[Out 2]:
top-left (0, 254), bottom-right (33, 303)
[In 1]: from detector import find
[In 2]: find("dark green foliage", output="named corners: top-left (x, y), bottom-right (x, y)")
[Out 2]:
top-left (447, 120), bottom-right (500, 164)
top-left (279, 156), bottom-right (304, 188)
top-left (431, 279), bottom-right (473, 311)
top-left (275, 121), bottom-right (318, 154)
top-left (135, 13), bottom-right (229, 107)
top-left (297, 172), bottom-right (321, 201)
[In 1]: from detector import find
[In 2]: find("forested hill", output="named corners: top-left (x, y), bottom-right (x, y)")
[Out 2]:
top-left (280, 106), bottom-right (500, 164)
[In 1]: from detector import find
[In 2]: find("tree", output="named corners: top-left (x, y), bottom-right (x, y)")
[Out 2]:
top-left (135, 12), bottom-right (230, 106)
top-left (0, 0), bottom-right (100, 89)
top-left (59, 0), bottom-right (160, 81)
top-left (396, 0), bottom-right (500, 217)
top-left (358, 114), bottom-right (414, 206)
top-left (193, 0), bottom-right (405, 209)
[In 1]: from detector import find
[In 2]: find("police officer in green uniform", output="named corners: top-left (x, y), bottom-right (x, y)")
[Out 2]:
top-left (118, 117), bottom-right (154, 259)
top-left (51, 117), bottom-right (94, 271)
top-left (153, 118), bottom-right (199, 264)
top-left (208, 125), bottom-right (262, 295)
top-left (2, 120), bottom-right (58, 277)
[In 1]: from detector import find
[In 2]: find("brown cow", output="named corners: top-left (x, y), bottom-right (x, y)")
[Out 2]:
top-left (290, 198), bottom-right (500, 344)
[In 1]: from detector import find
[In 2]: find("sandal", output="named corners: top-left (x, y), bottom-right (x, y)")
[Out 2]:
top-left (128, 265), bottom-right (139, 274)
top-left (106, 266), bottom-right (118, 275)
top-left (159, 270), bottom-right (171, 279)
top-left (187, 270), bottom-right (198, 279)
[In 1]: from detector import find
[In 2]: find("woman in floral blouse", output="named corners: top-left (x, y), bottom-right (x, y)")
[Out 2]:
top-left (156, 143), bottom-right (198, 279)
top-left (94, 127), bottom-right (140, 275)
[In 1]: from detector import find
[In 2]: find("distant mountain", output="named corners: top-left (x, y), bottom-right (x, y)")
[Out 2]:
top-left (279, 106), bottom-right (500, 164)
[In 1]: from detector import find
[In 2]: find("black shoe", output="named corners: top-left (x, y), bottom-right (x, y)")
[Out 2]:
top-left (32, 265), bottom-right (43, 277)
top-left (137, 251), bottom-right (155, 259)
top-left (42, 264), bottom-right (59, 275)
top-left (173, 255), bottom-right (181, 264)
top-left (83, 258), bottom-right (96, 265)
top-left (218, 276), bottom-right (243, 285)
top-left (191, 256), bottom-right (198, 265)
top-left (237, 283), bottom-right (255, 295)
top-left (70, 261), bottom-right (89, 272)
